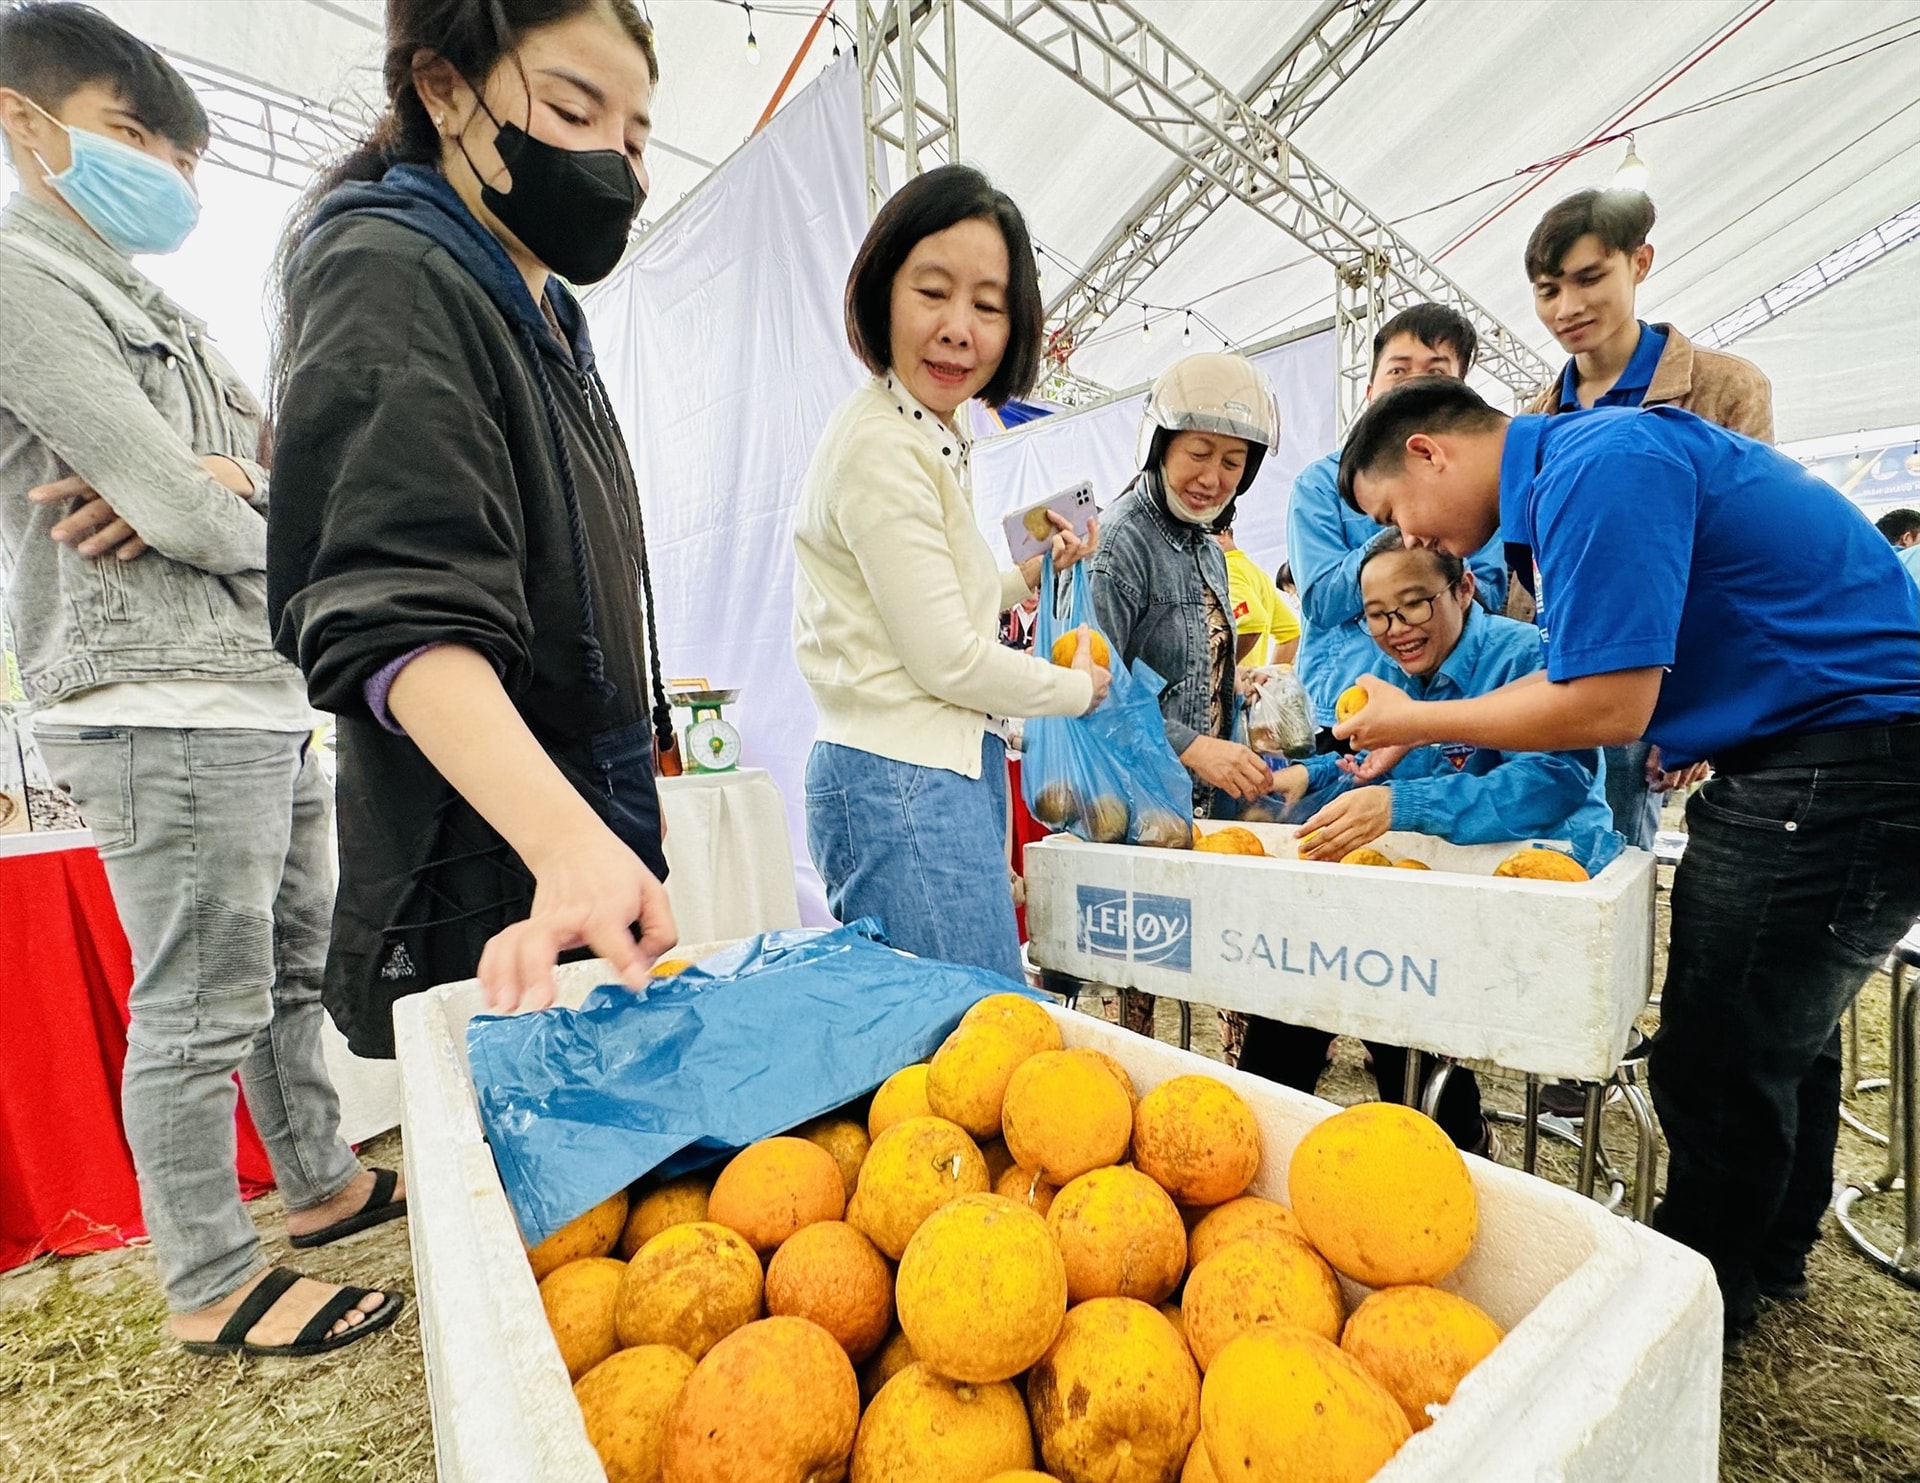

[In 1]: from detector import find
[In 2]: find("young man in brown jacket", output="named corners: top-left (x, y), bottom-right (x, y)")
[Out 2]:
top-left (1520, 187), bottom-right (1772, 853)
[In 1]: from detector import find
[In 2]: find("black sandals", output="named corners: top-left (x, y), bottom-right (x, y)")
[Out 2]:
top-left (177, 1266), bottom-right (404, 1359)
top-left (289, 1166), bottom-right (407, 1248)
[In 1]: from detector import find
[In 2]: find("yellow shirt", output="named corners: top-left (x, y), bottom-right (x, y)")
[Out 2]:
top-left (1224, 547), bottom-right (1300, 659)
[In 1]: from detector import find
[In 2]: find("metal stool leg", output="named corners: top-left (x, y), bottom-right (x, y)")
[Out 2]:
top-left (1835, 960), bottom-right (1920, 1288)
top-left (1419, 1060), bottom-right (1456, 1122)
top-left (1177, 999), bottom-right (1192, 1052)
top-left (1522, 1076), bottom-right (1541, 1175)
top-left (1617, 1078), bottom-right (1660, 1223)
top-left (1838, 977), bottom-right (1893, 1147)
top-left (1576, 1082), bottom-right (1606, 1200)
top-left (1402, 1050), bottom-right (1425, 1108)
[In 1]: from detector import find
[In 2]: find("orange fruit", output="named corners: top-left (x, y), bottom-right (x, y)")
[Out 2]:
top-left (1200, 1325), bottom-right (1410, 1482)
top-left (1338, 848), bottom-right (1393, 867)
top-left (1182, 1438), bottom-right (1219, 1482)
top-left (868, 1064), bottom-right (934, 1139)
top-left (1028, 1297), bottom-right (1200, 1483)
top-left (852, 1363), bottom-right (1034, 1482)
top-left (540, 1256), bottom-right (627, 1381)
top-left (1050, 629), bottom-right (1112, 670)
top-left (1070, 1046), bottom-right (1138, 1108)
top-left (1392, 858), bottom-right (1431, 870)
top-left (960, 993), bottom-right (1065, 1055)
top-left (1132, 1075), bottom-right (1262, 1206)
top-left (896, 1194), bottom-right (1067, 1384)
top-left (1334, 685), bottom-right (1368, 724)
top-left (616, 1220), bottom-right (763, 1359)
top-left (1194, 826), bottom-right (1267, 857)
top-left (1183, 1236), bottom-right (1346, 1371)
top-left (707, 1136), bottom-right (846, 1253)
top-left (650, 958), bottom-right (696, 977)
top-left (859, 1328), bottom-right (918, 1407)
top-left (575, 1344), bottom-right (696, 1483)
top-left (994, 1162), bottom-right (1059, 1218)
top-left (798, 1115), bottom-right (872, 1202)
top-left (662, 1316), bottom-right (858, 1483)
top-left (765, 1220), bottom-right (894, 1363)
top-left (927, 1022), bottom-right (1034, 1139)
top-left (848, 1115), bottom-right (991, 1260)
top-left (528, 1189), bottom-right (628, 1280)
top-left (621, 1173), bottom-right (714, 1258)
top-left (1492, 847), bottom-right (1589, 881)
top-left (1002, 1049), bottom-right (1132, 1184)
top-left (1188, 1196), bottom-right (1309, 1270)
top-left (980, 1137), bottom-right (1017, 1186)
top-left (1046, 1165), bottom-right (1188, 1305)
top-left (1340, 1285), bottom-right (1504, 1432)
top-left (1288, 1102), bottom-right (1477, 1288)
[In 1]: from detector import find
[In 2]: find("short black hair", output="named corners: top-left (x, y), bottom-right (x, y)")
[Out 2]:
top-left (844, 163), bottom-right (1043, 408)
top-left (1526, 188), bottom-right (1656, 281)
top-left (1876, 508), bottom-right (1920, 544)
top-left (1337, 376), bottom-right (1508, 513)
top-left (0, 2), bottom-right (208, 152)
top-left (1276, 561), bottom-right (1294, 590)
top-left (1359, 527), bottom-right (1466, 589)
top-left (1371, 303), bottom-right (1478, 379)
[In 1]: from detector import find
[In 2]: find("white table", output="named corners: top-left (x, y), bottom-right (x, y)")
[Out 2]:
top-left (659, 767), bottom-right (803, 945)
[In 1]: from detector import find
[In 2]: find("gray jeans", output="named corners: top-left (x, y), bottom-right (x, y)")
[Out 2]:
top-left (35, 725), bottom-right (361, 1312)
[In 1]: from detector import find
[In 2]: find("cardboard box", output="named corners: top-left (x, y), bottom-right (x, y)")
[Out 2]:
top-left (393, 960), bottom-right (1718, 1482)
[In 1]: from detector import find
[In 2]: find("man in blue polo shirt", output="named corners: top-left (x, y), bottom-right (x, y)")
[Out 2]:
top-left (1329, 377), bottom-right (1920, 1346)
top-left (1288, 303), bottom-right (1505, 742)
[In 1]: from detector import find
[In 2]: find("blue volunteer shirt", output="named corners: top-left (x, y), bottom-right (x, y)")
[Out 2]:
top-left (1500, 406), bottom-right (1920, 767)
top-left (1288, 451), bottom-right (1507, 728)
top-left (1295, 607), bottom-right (1623, 874)
top-left (1899, 541), bottom-right (1920, 589)
top-left (1557, 320), bottom-right (1668, 410)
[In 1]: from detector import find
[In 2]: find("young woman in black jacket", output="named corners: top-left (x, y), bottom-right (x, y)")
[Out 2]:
top-left (268, 0), bottom-right (676, 1052)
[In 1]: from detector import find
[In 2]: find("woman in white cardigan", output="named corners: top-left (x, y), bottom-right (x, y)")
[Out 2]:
top-left (792, 165), bottom-right (1108, 980)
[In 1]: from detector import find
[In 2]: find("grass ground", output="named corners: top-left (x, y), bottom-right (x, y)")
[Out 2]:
top-left (3, 868), bottom-right (1915, 1480)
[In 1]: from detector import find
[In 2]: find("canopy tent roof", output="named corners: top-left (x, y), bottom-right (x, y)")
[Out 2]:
top-left (89, 0), bottom-right (1920, 441)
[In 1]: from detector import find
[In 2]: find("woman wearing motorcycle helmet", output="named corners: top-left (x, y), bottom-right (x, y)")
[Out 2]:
top-left (1086, 351), bottom-right (1279, 1039)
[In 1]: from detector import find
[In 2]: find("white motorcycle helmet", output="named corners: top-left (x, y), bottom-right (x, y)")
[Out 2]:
top-left (1134, 352), bottom-right (1280, 530)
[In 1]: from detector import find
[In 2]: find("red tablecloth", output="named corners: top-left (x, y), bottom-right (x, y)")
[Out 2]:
top-left (0, 837), bottom-right (274, 1273)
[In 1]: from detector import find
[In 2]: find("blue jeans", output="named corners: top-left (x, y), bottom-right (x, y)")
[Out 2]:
top-left (1602, 741), bottom-right (1661, 849)
top-left (35, 726), bottom-right (363, 1312)
top-left (805, 735), bottom-right (1024, 982)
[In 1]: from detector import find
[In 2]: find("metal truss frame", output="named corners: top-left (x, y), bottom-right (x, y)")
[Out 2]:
top-left (1044, 0), bottom-right (1421, 361)
top-left (856, 0), bottom-right (962, 218)
top-left (167, 54), bottom-right (365, 191)
top-left (960, 0), bottom-right (1552, 427)
top-left (1695, 199), bottom-right (1920, 350)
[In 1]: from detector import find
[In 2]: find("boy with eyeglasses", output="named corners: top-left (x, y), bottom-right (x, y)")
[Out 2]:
top-left (1233, 531), bottom-right (1619, 1151)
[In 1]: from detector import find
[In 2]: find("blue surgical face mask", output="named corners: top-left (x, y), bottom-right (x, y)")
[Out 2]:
top-left (28, 99), bottom-right (200, 256)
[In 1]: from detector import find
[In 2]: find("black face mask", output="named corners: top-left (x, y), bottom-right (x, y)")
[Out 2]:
top-left (465, 97), bottom-right (644, 286)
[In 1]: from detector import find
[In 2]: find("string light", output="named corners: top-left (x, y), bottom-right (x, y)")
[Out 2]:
top-left (1140, 306), bottom-right (1151, 344)
top-left (744, 3), bottom-right (761, 64)
top-left (1611, 134), bottom-right (1649, 192)
top-left (1183, 310), bottom-right (1192, 342)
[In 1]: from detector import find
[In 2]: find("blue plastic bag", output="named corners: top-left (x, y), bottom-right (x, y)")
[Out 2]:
top-left (465, 920), bottom-right (1031, 1245)
top-left (1022, 555), bottom-right (1194, 849)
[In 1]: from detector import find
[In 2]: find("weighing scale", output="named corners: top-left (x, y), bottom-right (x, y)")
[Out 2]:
top-left (668, 687), bottom-right (744, 774)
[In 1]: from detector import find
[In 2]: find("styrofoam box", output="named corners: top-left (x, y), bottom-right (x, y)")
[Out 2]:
top-left (394, 960), bottom-right (1720, 1483)
top-left (1026, 827), bottom-right (1657, 1082)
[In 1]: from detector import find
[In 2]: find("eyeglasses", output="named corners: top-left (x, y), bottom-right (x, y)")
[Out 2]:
top-left (1363, 591), bottom-right (1447, 635)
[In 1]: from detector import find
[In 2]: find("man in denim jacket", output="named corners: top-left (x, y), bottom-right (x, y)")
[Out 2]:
top-left (0, 4), bottom-right (399, 1357)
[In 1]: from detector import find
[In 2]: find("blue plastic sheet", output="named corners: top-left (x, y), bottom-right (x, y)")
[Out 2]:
top-left (466, 920), bottom-right (1032, 1246)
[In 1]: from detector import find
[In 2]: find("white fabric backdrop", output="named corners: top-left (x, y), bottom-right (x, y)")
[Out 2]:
top-left (971, 330), bottom-right (1337, 576)
top-left (586, 58), bottom-right (870, 925)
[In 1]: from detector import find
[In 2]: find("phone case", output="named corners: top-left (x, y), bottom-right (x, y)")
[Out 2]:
top-left (1004, 481), bottom-right (1096, 563)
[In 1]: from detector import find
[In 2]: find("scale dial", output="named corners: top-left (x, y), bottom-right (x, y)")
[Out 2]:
top-left (687, 715), bottom-right (743, 771)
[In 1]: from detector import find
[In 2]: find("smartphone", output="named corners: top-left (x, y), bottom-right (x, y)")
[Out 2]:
top-left (1003, 481), bottom-right (1096, 564)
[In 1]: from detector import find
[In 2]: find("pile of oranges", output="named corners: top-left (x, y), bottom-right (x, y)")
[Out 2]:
top-left (527, 994), bottom-right (1506, 1483)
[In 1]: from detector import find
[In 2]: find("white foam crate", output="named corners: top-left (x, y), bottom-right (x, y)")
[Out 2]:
top-left (1026, 827), bottom-right (1657, 1082)
top-left (393, 960), bottom-right (1719, 1483)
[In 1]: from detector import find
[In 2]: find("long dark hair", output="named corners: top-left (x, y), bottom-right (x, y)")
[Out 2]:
top-left (270, 0), bottom-right (656, 396)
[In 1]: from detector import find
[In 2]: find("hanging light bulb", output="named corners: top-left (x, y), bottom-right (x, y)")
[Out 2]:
top-left (1611, 135), bottom-right (1649, 193)
top-left (1141, 306), bottom-right (1152, 344)
top-left (1182, 310), bottom-right (1192, 342)
top-left (744, 4), bottom-right (761, 64)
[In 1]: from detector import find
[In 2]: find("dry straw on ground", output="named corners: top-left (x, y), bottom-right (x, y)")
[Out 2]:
top-left (3, 867), bottom-right (1916, 1481)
